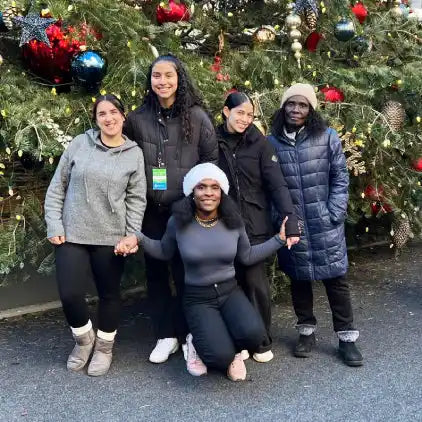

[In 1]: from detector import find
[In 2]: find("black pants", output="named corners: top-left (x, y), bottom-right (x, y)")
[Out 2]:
top-left (235, 260), bottom-right (272, 353)
top-left (55, 242), bottom-right (124, 333)
top-left (183, 279), bottom-right (268, 372)
top-left (142, 204), bottom-right (188, 341)
top-left (290, 275), bottom-right (355, 332)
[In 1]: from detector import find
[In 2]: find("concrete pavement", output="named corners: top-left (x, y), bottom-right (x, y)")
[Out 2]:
top-left (0, 245), bottom-right (421, 422)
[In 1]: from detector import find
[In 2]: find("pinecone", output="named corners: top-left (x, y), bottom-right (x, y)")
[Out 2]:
top-left (2, 6), bottom-right (23, 31)
top-left (304, 9), bottom-right (318, 31)
top-left (391, 215), bottom-right (413, 253)
top-left (382, 100), bottom-right (406, 131)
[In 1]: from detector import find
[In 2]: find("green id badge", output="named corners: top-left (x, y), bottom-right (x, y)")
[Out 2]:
top-left (152, 168), bottom-right (167, 190)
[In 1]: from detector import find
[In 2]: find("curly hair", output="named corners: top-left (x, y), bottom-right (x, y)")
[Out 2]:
top-left (143, 54), bottom-right (208, 144)
top-left (271, 105), bottom-right (328, 138)
top-left (171, 192), bottom-right (243, 230)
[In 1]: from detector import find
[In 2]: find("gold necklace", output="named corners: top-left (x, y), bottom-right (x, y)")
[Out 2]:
top-left (195, 214), bottom-right (219, 228)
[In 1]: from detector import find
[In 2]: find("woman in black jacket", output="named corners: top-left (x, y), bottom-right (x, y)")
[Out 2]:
top-left (124, 54), bottom-right (218, 364)
top-left (217, 92), bottom-right (300, 362)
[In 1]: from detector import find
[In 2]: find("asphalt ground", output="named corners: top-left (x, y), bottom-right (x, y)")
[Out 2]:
top-left (0, 245), bottom-right (421, 422)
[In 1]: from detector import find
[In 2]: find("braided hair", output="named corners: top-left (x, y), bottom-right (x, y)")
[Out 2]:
top-left (143, 54), bottom-right (208, 144)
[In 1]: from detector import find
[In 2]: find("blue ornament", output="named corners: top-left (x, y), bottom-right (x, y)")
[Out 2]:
top-left (0, 12), bottom-right (5, 31)
top-left (71, 50), bottom-right (107, 91)
top-left (334, 18), bottom-right (356, 42)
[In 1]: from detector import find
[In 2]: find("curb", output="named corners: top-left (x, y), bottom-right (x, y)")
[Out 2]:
top-left (0, 285), bottom-right (145, 320)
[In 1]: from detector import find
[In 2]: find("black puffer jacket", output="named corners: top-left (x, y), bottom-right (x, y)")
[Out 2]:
top-left (124, 105), bottom-right (218, 208)
top-left (217, 124), bottom-right (299, 244)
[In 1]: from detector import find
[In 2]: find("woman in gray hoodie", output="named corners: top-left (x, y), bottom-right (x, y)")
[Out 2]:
top-left (44, 94), bottom-right (147, 376)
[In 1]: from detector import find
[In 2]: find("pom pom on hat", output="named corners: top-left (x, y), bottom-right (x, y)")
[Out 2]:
top-left (183, 163), bottom-right (230, 196)
top-left (280, 83), bottom-right (318, 110)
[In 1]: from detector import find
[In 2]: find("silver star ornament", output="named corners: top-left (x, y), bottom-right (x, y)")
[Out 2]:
top-left (14, 12), bottom-right (57, 47)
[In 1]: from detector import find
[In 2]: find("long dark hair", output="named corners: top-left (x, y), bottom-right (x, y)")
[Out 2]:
top-left (271, 105), bottom-right (328, 138)
top-left (92, 94), bottom-right (125, 123)
top-left (171, 192), bottom-right (243, 230)
top-left (222, 91), bottom-right (254, 122)
top-left (143, 54), bottom-right (208, 144)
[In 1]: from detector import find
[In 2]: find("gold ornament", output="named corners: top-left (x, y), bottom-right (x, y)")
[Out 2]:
top-left (253, 25), bottom-right (277, 43)
top-left (391, 0), bottom-right (403, 17)
top-left (2, 5), bottom-right (23, 30)
top-left (286, 5), bottom-right (302, 68)
top-left (391, 214), bottom-right (413, 256)
top-left (304, 9), bottom-right (318, 31)
top-left (382, 100), bottom-right (406, 131)
top-left (0, 55), bottom-right (3, 66)
top-left (253, 119), bottom-right (267, 135)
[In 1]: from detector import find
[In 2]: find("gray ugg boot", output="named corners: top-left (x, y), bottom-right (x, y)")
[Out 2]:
top-left (87, 337), bottom-right (114, 377)
top-left (67, 328), bottom-right (96, 372)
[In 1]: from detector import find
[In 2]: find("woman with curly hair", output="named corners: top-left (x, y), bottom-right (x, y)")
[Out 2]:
top-left (124, 54), bottom-right (218, 364)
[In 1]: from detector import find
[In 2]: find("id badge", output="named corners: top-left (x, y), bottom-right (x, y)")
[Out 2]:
top-left (152, 168), bottom-right (167, 190)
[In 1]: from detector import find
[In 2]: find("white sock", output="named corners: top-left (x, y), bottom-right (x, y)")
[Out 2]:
top-left (71, 320), bottom-right (92, 337)
top-left (97, 329), bottom-right (117, 341)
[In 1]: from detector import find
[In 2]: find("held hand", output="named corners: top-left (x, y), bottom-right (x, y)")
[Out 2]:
top-left (279, 217), bottom-right (288, 243)
top-left (286, 236), bottom-right (300, 250)
top-left (114, 234), bottom-right (138, 256)
top-left (48, 236), bottom-right (66, 245)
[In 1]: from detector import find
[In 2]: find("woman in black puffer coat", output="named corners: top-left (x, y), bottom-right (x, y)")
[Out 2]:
top-left (217, 92), bottom-right (300, 363)
top-left (124, 54), bottom-right (218, 364)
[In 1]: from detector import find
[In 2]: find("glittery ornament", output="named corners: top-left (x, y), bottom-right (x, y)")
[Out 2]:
top-left (22, 21), bottom-right (91, 84)
top-left (14, 12), bottom-right (57, 47)
top-left (321, 86), bottom-right (344, 102)
top-left (253, 26), bottom-right (276, 43)
top-left (1, 5), bottom-right (23, 30)
top-left (351, 2), bottom-right (368, 24)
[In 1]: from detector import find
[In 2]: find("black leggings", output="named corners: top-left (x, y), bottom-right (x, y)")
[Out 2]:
top-left (183, 279), bottom-right (268, 372)
top-left (55, 242), bottom-right (124, 333)
top-left (235, 260), bottom-right (272, 353)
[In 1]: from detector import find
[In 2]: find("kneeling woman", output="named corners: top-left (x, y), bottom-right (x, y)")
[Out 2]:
top-left (115, 163), bottom-right (287, 381)
top-left (44, 94), bottom-right (147, 376)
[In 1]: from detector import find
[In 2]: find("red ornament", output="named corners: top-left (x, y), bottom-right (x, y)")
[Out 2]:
top-left (156, 0), bottom-right (190, 24)
top-left (305, 31), bottom-right (323, 52)
top-left (412, 157), bottom-right (422, 172)
top-left (210, 56), bottom-right (222, 73)
top-left (224, 87), bottom-right (238, 98)
top-left (351, 2), bottom-right (368, 24)
top-left (22, 21), bottom-right (83, 84)
top-left (370, 201), bottom-right (381, 216)
top-left (321, 86), bottom-right (345, 103)
top-left (364, 184), bottom-right (384, 201)
top-left (371, 201), bottom-right (393, 215)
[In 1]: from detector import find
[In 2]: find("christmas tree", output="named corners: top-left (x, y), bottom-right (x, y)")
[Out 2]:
top-left (0, 0), bottom-right (421, 281)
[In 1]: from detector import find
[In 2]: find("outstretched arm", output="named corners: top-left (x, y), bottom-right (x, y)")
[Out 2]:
top-left (115, 217), bottom-right (177, 260)
top-left (236, 218), bottom-right (287, 265)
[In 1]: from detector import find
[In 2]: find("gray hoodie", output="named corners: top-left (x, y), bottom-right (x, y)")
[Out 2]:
top-left (45, 129), bottom-right (147, 246)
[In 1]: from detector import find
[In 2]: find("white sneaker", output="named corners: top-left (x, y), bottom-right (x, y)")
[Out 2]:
top-left (149, 338), bottom-right (179, 364)
top-left (182, 343), bottom-right (188, 361)
top-left (240, 349), bottom-right (250, 360)
top-left (185, 334), bottom-right (207, 376)
top-left (253, 350), bottom-right (274, 363)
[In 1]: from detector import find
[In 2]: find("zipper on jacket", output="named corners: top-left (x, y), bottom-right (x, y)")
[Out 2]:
top-left (294, 144), bottom-right (315, 280)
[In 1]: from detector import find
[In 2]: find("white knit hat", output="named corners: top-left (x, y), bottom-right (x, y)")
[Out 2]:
top-left (280, 83), bottom-right (318, 110)
top-left (183, 163), bottom-right (229, 196)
